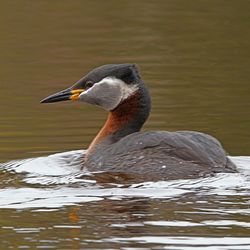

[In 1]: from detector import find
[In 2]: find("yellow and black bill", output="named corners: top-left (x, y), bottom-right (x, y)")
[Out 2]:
top-left (40, 88), bottom-right (85, 103)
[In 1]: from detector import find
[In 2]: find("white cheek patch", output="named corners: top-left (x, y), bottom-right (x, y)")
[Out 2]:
top-left (97, 77), bottom-right (138, 101)
top-left (79, 77), bottom-right (138, 110)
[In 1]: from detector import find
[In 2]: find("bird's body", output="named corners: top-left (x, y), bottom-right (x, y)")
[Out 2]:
top-left (84, 130), bottom-right (236, 181)
top-left (41, 63), bottom-right (237, 181)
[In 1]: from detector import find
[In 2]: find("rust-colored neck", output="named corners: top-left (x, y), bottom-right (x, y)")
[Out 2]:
top-left (87, 91), bottom-right (143, 155)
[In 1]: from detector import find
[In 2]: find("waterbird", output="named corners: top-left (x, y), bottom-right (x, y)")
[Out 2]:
top-left (41, 64), bottom-right (236, 181)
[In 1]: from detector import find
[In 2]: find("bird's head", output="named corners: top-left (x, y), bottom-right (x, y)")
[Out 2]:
top-left (41, 64), bottom-right (141, 111)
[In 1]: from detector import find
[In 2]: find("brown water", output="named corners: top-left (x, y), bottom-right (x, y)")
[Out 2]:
top-left (1, 0), bottom-right (250, 249)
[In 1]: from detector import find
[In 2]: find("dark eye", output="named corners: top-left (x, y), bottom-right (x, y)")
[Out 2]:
top-left (85, 81), bottom-right (94, 89)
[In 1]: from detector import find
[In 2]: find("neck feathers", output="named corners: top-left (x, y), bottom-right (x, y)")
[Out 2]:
top-left (87, 85), bottom-right (150, 155)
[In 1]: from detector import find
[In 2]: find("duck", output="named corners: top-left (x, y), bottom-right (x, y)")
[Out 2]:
top-left (41, 63), bottom-right (237, 181)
